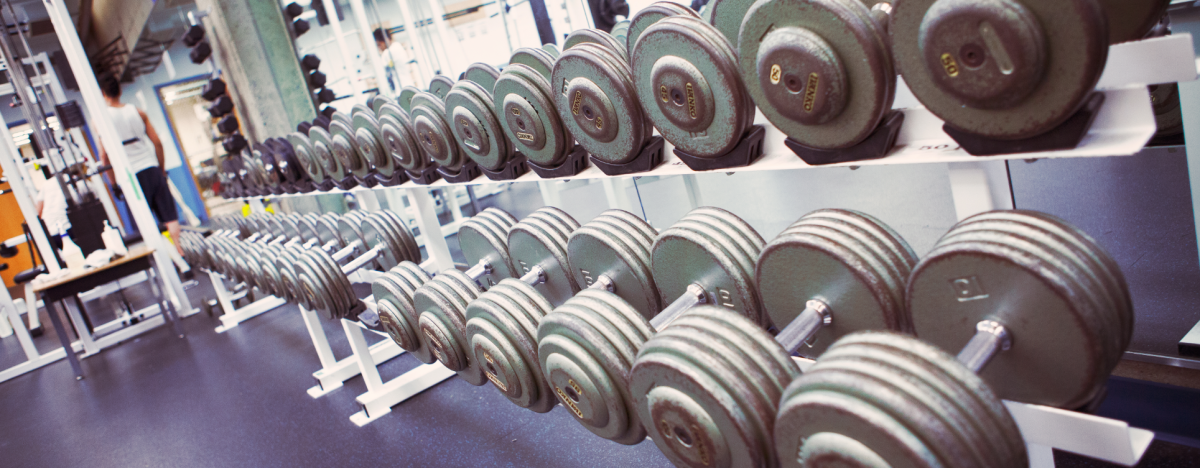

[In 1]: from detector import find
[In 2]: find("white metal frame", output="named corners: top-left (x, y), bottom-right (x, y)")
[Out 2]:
top-left (45, 0), bottom-right (194, 319)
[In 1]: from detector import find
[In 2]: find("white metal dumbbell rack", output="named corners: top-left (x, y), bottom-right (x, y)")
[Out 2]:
top-left (218, 33), bottom-right (1200, 466)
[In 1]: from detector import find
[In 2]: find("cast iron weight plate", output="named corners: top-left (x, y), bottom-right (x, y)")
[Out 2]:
top-left (890, 0), bottom-right (1108, 140)
top-left (739, 0), bottom-right (895, 150)
top-left (632, 16), bottom-right (753, 158)
top-left (446, 80), bottom-right (512, 171)
top-left (429, 75), bottom-right (456, 99)
top-left (552, 43), bottom-right (649, 165)
top-left (410, 92), bottom-right (467, 172)
top-left (353, 112), bottom-right (394, 177)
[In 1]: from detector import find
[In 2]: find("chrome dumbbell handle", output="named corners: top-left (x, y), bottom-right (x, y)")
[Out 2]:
top-left (956, 320), bottom-right (1012, 373)
top-left (649, 284), bottom-right (708, 330)
top-left (774, 300), bottom-right (833, 355)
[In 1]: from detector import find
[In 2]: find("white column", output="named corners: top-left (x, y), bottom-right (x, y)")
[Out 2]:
top-left (425, 0), bottom-right (468, 76)
top-left (347, 0), bottom-right (391, 96)
top-left (321, 0), bottom-right (365, 96)
top-left (395, 0), bottom-right (433, 85)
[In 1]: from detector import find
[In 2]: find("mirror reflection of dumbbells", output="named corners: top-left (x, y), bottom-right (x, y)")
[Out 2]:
top-left (536, 207), bottom-right (767, 445)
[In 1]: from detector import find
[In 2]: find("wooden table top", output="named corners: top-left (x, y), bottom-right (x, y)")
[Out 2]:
top-left (33, 244), bottom-right (156, 293)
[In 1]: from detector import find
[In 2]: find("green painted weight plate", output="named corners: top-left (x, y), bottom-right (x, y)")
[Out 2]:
top-left (458, 216), bottom-right (518, 289)
top-left (298, 213), bottom-right (323, 243)
top-left (627, 2), bottom-right (698, 57)
top-left (757, 211), bottom-right (913, 357)
top-left (537, 289), bottom-right (654, 444)
top-left (374, 265), bottom-right (429, 351)
top-left (908, 226), bottom-right (1107, 408)
top-left (652, 208), bottom-right (765, 326)
top-left (337, 212), bottom-right (368, 256)
top-left (315, 213), bottom-right (342, 248)
top-left (891, 0), bottom-right (1108, 139)
top-left (379, 209), bottom-right (422, 263)
top-left (308, 126), bottom-right (345, 180)
top-left (1098, 0), bottom-right (1170, 44)
top-left (329, 120), bottom-right (371, 179)
top-left (510, 47), bottom-right (555, 81)
top-left (328, 120), bottom-right (364, 178)
top-left (478, 206), bottom-right (519, 230)
top-left (542, 43), bottom-right (561, 59)
top-left (494, 64), bottom-right (570, 167)
top-left (552, 44), bottom-right (648, 164)
top-left (937, 222), bottom-right (1123, 387)
top-left (632, 17), bottom-right (752, 158)
top-left (446, 80), bottom-right (511, 171)
top-left (351, 103), bottom-right (373, 116)
top-left (630, 306), bottom-right (791, 468)
top-left (740, 0), bottom-right (893, 150)
top-left (377, 102), bottom-right (428, 172)
top-left (466, 278), bottom-right (557, 412)
top-left (507, 209), bottom-right (580, 306)
top-left (419, 269), bottom-right (487, 384)
top-left (352, 112), bottom-right (394, 177)
top-left (331, 111), bottom-right (353, 129)
top-left (816, 335), bottom-right (1024, 467)
top-left (429, 75), bottom-right (455, 99)
top-left (567, 210), bottom-right (660, 318)
top-left (410, 92), bottom-right (465, 172)
top-left (706, 0), bottom-right (754, 47)
top-left (362, 213), bottom-right (401, 270)
top-left (398, 86), bottom-right (421, 113)
top-left (370, 95), bottom-right (395, 114)
top-left (968, 211), bottom-right (1132, 350)
top-left (307, 248), bottom-right (353, 319)
top-left (464, 62), bottom-right (502, 92)
top-left (286, 132), bottom-right (326, 181)
top-left (612, 20), bottom-right (631, 48)
top-left (564, 29), bottom-right (629, 62)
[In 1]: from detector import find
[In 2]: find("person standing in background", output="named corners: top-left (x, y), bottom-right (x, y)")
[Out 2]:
top-left (95, 74), bottom-right (184, 257)
top-left (374, 28), bottom-right (415, 94)
top-left (35, 176), bottom-right (71, 251)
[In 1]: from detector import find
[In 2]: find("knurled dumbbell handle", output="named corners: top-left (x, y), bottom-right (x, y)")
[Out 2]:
top-left (464, 258), bottom-right (493, 281)
top-left (956, 320), bottom-right (1011, 373)
top-left (331, 239), bottom-right (364, 263)
top-left (774, 300), bottom-right (833, 355)
top-left (649, 284), bottom-right (707, 330)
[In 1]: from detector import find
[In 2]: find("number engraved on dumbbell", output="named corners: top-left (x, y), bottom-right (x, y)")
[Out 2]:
top-left (769, 64), bottom-right (782, 85)
top-left (511, 107), bottom-right (521, 116)
top-left (562, 79), bottom-right (569, 96)
top-left (519, 259), bottom-right (531, 273)
top-left (950, 276), bottom-right (989, 302)
top-left (571, 90), bottom-right (583, 115)
top-left (685, 83), bottom-right (697, 119)
top-left (660, 85), bottom-right (669, 103)
top-left (483, 353), bottom-right (507, 392)
top-left (941, 53), bottom-right (960, 78)
top-left (803, 73), bottom-right (820, 113)
top-left (716, 288), bottom-right (734, 308)
top-left (556, 380), bottom-right (584, 418)
top-left (580, 269), bottom-right (595, 287)
top-left (595, 116), bottom-right (603, 130)
top-left (515, 131), bottom-right (535, 142)
top-left (694, 424), bottom-right (711, 466)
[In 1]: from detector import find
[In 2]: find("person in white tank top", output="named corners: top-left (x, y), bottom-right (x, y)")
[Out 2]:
top-left (96, 75), bottom-right (184, 257)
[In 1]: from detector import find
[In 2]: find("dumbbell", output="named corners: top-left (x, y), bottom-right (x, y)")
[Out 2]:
top-left (398, 86), bottom-right (420, 113)
top-left (458, 207), bottom-right (596, 412)
top-left (888, 0), bottom-right (1160, 142)
top-left (738, 0), bottom-right (895, 150)
top-left (906, 210), bottom-right (1132, 409)
top-left (611, 19), bottom-right (630, 49)
top-left (410, 90), bottom-right (470, 175)
top-left (446, 63), bottom-right (519, 173)
top-left (429, 75), bottom-right (455, 99)
top-left (182, 24), bottom-right (205, 47)
top-left (217, 115), bottom-right (239, 134)
top-left (202, 78), bottom-right (226, 101)
top-left (775, 209), bottom-right (1129, 468)
top-left (536, 207), bottom-right (765, 444)
top-left (493, 47), bottom-right (578, 169)
top-left (552, 29), bottom-right (655, 166)
top-left (630, 7), bottom-right (756, 158)
top-left (627, 209), bottom-right (917, 467)
top-left (373, 95), bottom-right (432, 175)
top-left (208, 95), bottom-right (234, 118)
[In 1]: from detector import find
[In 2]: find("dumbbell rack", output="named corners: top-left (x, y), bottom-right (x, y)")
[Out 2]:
top-left (212, 34), bottom-right (1200, 468)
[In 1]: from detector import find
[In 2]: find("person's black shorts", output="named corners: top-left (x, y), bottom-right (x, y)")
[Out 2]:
top-left (135, 168), bottom-right (179, 224)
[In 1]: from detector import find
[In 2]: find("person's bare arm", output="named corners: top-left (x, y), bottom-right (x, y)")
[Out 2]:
top-left (35, 197), bottom-right (44, 215)
top-left (97, 138), bottom-right (109, 168)
top-left (139, 108), bottom-right (166, 171)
